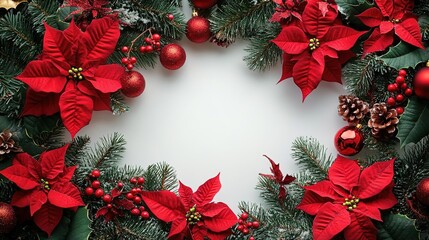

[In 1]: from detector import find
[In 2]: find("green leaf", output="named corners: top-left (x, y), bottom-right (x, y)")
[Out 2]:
top-left (66, 207), bottom-right (92, 240)
top-left (376, 213), bottom-right (419, 240)
top-left (397, 97), bottom-right (429, 148)
top-left (379, 42), bottom-right (429, 70)
top-left (335, 0), bottom-right (373, 27)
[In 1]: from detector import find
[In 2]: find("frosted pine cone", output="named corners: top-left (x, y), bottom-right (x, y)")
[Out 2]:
top-left (338, 95), bottom-right (369, 125)
top-left (368, 103), bottom-right (399, 140)
top-left (0, 130), bottom-right (22, 155)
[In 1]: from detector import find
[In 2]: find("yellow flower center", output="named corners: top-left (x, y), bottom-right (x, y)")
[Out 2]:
top-left (342, 196), bottom-right (359, 211)
top-left (68, 67), bottom-right (83, 81)
top-left (309, 38), bottom-right (320, 51)
top-left (40, 178), bottom-right (50, 190)
top-left (391, 19), bottom-right (400, 23)
top-left (186, 205), bottom-right (202, 225)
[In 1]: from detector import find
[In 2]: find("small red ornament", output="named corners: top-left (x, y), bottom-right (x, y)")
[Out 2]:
top-left (0, 202), bottom-right (17, 234)
top-left (159, 43), bottom-right (186, 70)
top-left (120, 71), bottom-right (146, 98)
top-left (414, 63), bottom-right (429, 100)
top-left (334, 125), bottom-right (364, 156)
top-left (192, 0), bottom-right (217, 9)
top-left (186, 16), bottom-right (211, 43)
top-left (416, 178), bottom-right (429, 206)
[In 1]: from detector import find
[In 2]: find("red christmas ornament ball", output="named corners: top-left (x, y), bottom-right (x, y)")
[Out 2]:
top-left (0, 202), bottom-right (17, 234)
top-left (192, 0), bottom-right (217, 9)
top-left (334, 125), bottom-right (364, 156)
top-left (186, 16), bottom-right (211, 43)
top-left (414, 66), bottom-right (429, 100)
top-left (416, 178), bottom-right (429, 206)
top-left (120, 71), bottom-right (146, 98)
top-left (160, 43), bottom-right (186, 70)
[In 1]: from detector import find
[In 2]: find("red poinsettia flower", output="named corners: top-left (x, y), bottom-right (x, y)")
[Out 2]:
top-left (15, 17), bottom-right (124, 138)
top-left (0, 145), bottom-right (85, 236)
top-left (357, 0), bottom-right (424, 56)
top-left (297, 156), bottom-right (397, 240)
top-left (259, 155), bottom-right (296, 201)
top-left (141, 174), bottom-right (237, 240)
top-left (270, 0), bottom-right (307, 24)
top-left (63, 0), bottom-right (113, 30)
top-left (96, 188), bottom-right (135, 222)
top-left (273, 1), bottom-right (365, 100)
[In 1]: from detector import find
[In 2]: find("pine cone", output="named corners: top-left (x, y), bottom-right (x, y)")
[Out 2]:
top-left (368, 103), bottom-right (399, 140)
top-left (0, 130), bottom-right (22, 155)
top-left (338, 95), bottom-right (369, 125)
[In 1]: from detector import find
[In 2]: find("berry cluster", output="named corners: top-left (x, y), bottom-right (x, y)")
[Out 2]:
top-left (386, 69), bottom-right (413, 115)
top-left (120, 33), bottom-right (162, 71)
top-left (85, 169), bottom-right (104, 197)
top-left (236, 212), bottom-right (260, 240)
top-left (125, 176), bottom-right (150, 219)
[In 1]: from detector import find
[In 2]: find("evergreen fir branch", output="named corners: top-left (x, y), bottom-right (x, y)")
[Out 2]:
top-left (228, 202), bottom-right (270, 240)
top-left (0, 77), bottom-right (25, 117)
top-left (143, 162), bottom-right (177, 191)
top-left (66, 135), bottom-right (91, 166)
top-left (0, 38), bottom-right (26, 74)
top-left (210, 0), bottom-right (275, 44)
top-left (114, 218), bottom-right (168, 240)
top-left (291, 137), bottom-right (333, 181)
top-left (342, 55), bottom-right (376, 101)
top-left (110, 91), bottom-right (129, 115)
top-left (28, 0), bottom-right (61, 35)
top-left (244, 22), bottom-right (282, 71)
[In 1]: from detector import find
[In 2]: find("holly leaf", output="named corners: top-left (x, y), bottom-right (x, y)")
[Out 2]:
top-left (358, 159), bottom-right (395, 199)
top-left (379, 42), bottom-right (429, 70)
top-left (397, 97), bottom-right (429, 147)
top-left (193, 174), bottom-right (222, 206)
top-left (66, 207), bottom-right (92, 240)
top-left (336, 0), bottom-right (374, 27)
top-left (312, 203), bottom-right (351, 240)
top-left (376, 213), bottom-right (419, 240)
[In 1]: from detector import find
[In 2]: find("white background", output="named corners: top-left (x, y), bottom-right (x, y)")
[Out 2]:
top-left (79, 9), bottom-right (347, 210)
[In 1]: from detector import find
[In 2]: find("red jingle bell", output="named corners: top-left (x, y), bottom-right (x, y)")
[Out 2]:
top-left (334, 125), bottom-right (364, 156)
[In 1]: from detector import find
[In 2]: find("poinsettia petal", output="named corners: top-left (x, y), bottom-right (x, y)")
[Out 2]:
top-left (61, 166), bottom-right (77, 182)
top-left (15, 60), bottom-right (68, 93)
top-left (84, 64), bottom-right (124, 93)
top-left (338, 50), bottom-right (356, 65)
top-left (272, 26), bottom-right (309, 55)
top-left (364, 182), bottom-right (397, 210)
top-left (323, 26), bottom-right (365, 51)
top-left (191, 225), bottom-right (206, 240)
top-left (393, 0), bottom-right (413, 18)
top-left (302, 1), bottom-right (338, 38)
top-left (13, 153), bottom-right (41, 179)
top-left (11, 190), bottom-right (32, 207)
top-left (322, 57), bottom-right (342, 83)
top-left (297, 190), bottom-right (333, 215)
top-left (206, 230), bottom-right (232, 240)
top-left (263, 155), bottom-right (284, 182)
top-left (312, 202), bottom-right (351, 240)
top-left (21, 89), bottom-right (60, 117)
top-left (43, 23), bottom-right (77, 65)
top-left (278, 54), bottom-right (296, 83)
top-left (306, 180), bottom-right (338, 199)
top-left (167, 218), bottom-right (188, 239)
top-left (395, 18), bottom-right (425, 49)
top-left (202, 202), bottom-right (230, 217)
top-left (40, 144), bottom-right (69, 180)
top-left (203, 203), bottom-right (237, 232)
top-left (375, 0), bottom-right (394, 17)
top-left (96, 206), bottom-right (109, 218)
top-left (292, 52), bottom-right (325, 101)
top-left (328, 156), bottom-right (360, 192)
top-left (0, 161), bottom-right (39, 190)
top-left (362, 28), bottom-right (395, 57)
top-left (48, 182), bottom-right (84, 208)
top-left (82, 17), bottom-right (120, 64)
top-left (33, 203), bottom-right (63, 236)
top-left (77, 81), bottom-right (111, 111)
top-left (343, 212), bottom-right (377, 240)
top-left (30, 190), bottom-right (48, 216)
top-left (141, 190), bottom-right (185, 222)
top-left (354, 201), bottom-right (382, 221)
top-left (358, 159), bottom-right (395, 199)
top-left (179, 181), bottom-right (194, 210)
top-left (380, 21), bottom-right (394, 34)
top-left (59, 84), bottom-right (94, 138)
top-left (193, 174), bottom-right (222, 206)
top-left (356, 8), bottom-right (383, 27)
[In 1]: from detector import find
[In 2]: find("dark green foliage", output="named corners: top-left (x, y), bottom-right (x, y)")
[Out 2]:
top-left (110, 91), bottom-right (130, 115)
top-left (143, 162), bottom-right (178, 191)
top-left (27, 0), bottom-right (61, 35)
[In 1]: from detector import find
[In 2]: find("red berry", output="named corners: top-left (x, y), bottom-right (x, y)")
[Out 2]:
top-left (126, 64), bottom-right (134, 70)
top-left (241, 212), bottom-right (249, 220)
top-left (249, 237), bottom-right (255, 240)
top-left (94, 188), bottom-right (104, 198)
top-left (152, 34), bottom-right (161, 42)
top-left (167, 14), bottom-right (174, 21)
top-left (121, 46), bottom-right (129, 53)
top-left (238, 219), bottom-right (244, 225)
top-left (130, 56), bottom-right (137, 64)
top-left (395, 76), bottom-right (405, 85)
top-left (139, 206), bottom-right (146, 211)
top-left (237, 225), bottom-right (244, 231)
top-left (252, 221), bottom-right (260, 229)
top-left (121, 57), bottom-right (129, 65)
top-left (145, 45), bottom-right (153, 53)
top-left (85, 187), bottom-right (94, 196)
top-left (107, 204), bottom-right (113, 208)
top-left (136, 188), bottom-right (142, 193)
top-left (405, 88), bottom-right (413, 96)
top-left (144, 37), bottom-right (152, 44)
top-left (242, 228), bottom-right (249, 235)
top-left (92, 180), bottom-right (101, 189)
top-left (139, 46), bottom-right (146, 53)
top-left (154, 42), bottom-right (161, 48)
top-left (396, 107), bottom-right (404, 115)
top-left (117, 182), bottom-right (124, 188)
top-left (140, 211), bottom-right (150, 219)
top-left (130, 177), bottom-right (138, 184)
top-left (91, 169), bottom-right (101, 178)
top-left (387, 84), bottom-right (397, 92)
top-left (126, 192), bottom-right (134, 200)
top-left (396, 94), bottom-right (404, 102)
top-left (399, 69), bottom-right (407, 77)
top-left (103, 194), bottom-right (112, 203)
top-left (137, 177), bottom-right (145, 185)
top-left (131, 188), bottom-right (138, 195)
top-left (387, 97), bottom-right (396, 106)
top-left (131, 208), bottom-right (140, 216)
top-left (401, 83), bottom-right (408, 89)
top-left (133, 196), bottom-right (142, 204)
top-left (247, 222), bottom-right (253, 228)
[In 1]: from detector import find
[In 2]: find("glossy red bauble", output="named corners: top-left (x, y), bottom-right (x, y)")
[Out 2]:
top-left (414, 66), bottom-right (429, 100)
top-left (160, 43), bottom-right (186, 70)
top-left (334, 126), bottom-right (364, 156)
top-left (416, 178), bottom-right (429, 206)
top-left (120, 71), bottom-right (146, 98)
top-left (186, 16), bottom-right (211, 43)
top-left (192, 0), bottom-right (217, 9)
top-left (0, 202), bottom-right (17, 234)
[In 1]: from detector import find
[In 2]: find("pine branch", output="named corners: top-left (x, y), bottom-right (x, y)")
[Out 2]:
top-left (291, 137), bottom-right (333, 181)
top-left (210, 0), bottom-right (275, 44)
top-left (143, 162), bottom-right (177, 191)
top-left (110, 91), bottom-right (129, 115)
top-left (28, 0), bottom-right (61, 35)
top-left (66, 135), bottom-right (91, 166)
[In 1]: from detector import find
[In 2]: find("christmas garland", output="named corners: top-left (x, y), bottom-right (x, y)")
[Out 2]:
top-left (0, 0), bottom-right (429, 239)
